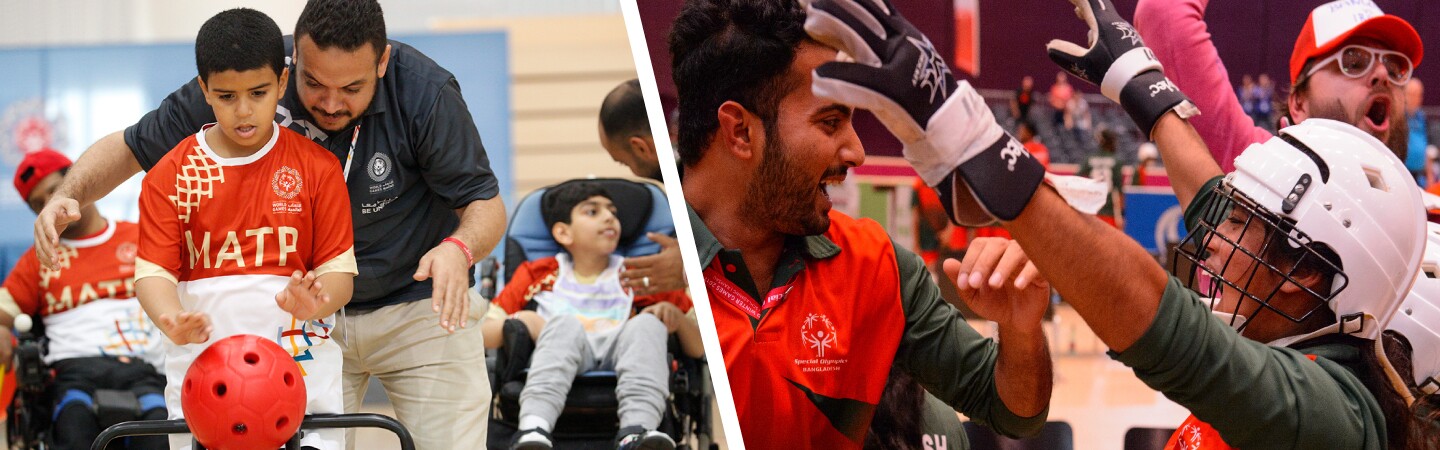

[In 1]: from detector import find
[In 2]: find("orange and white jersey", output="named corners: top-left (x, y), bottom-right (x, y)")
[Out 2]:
top-left (136, 123), bottom-right (355, 450)
top-left (0, 220), bottom-right (162, 365)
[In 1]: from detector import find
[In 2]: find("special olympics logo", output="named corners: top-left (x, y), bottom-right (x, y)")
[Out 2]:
top-left (800, 313), bottom-right (839, 358)
top-left (115, 242), bottom-right (137, 264)
top-left (271, 166), bottom-right (304, 199)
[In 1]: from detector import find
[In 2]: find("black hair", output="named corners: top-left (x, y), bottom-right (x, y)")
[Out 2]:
top-left (669, 0), bottom-right (807, 166)
top-left (542, 181), bottom-right (613, 230)
top-left (1017, 119), bottom-right (1037, 136)
top-left (864, 368), bottom-right (926, 450)
top-left (600, 79), bottom-right (653, 143)
top-left (195, 8), bottom-right (285, 83)
top-left (295, 0), bottom-right (387, 61)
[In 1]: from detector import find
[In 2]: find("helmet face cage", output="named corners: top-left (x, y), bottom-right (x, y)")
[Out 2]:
top-left (1171, 181), bottom-right (1349, 333)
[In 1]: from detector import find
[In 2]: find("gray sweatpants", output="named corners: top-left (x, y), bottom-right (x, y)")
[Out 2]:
top-left (519, 313), bottom-right (669, 429)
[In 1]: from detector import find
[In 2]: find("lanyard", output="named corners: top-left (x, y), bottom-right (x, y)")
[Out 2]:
top-left (341, 124), bottom-right (361, 183)
top-left (702, 258), bottom-right (796, 320)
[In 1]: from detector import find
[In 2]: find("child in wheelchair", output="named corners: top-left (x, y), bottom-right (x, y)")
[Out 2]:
top-left (483, 181), bottom-right (700, 450)
top-left (2, 150), bottom-right (167, 450)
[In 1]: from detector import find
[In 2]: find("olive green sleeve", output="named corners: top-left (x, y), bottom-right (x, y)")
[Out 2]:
top-left (1112, 277), bottom-right (1384, 449)
top-left (891, 242), bottom-right (1048, 438)
top-left (1182, 175), bottom-right (1226, 231)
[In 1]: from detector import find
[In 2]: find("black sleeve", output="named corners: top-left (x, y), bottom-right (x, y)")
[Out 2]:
top-left (414, 80), bottom-right (500, 208)
top-left (124, 78), bottom-right (215, 171)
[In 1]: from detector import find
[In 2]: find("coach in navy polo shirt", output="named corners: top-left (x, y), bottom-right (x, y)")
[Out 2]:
top-left (31, 2), bottom-right (503, 448)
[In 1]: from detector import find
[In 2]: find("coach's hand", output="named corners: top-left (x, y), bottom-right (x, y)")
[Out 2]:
top-left (33, 195), bottom-right (82, 269)
top-left (157, 311), bottom-right (212, 345)
top-left (414, 241), bottom-right (472, 333)
top-left (943, 238), bottom-right (1049, 330)
top-left (805, 0), bottom-right (1044, 226)
top-left (1046, 0), bottom-right (1192, 136)
top-left (622, 233), bottom-right (687, 295)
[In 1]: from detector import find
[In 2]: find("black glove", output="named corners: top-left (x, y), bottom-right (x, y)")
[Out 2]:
top-left (1046, 0), bottom-right (1196, 136)
top-left (805, 0), bottom-right (1046, 225)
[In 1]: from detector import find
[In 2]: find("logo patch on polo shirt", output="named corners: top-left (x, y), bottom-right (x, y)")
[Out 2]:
top-left (796, 313), bottom-right (847, 372)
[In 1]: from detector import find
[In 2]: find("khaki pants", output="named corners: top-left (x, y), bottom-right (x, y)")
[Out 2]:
top-left (334, 292), bottom-right (490, 450)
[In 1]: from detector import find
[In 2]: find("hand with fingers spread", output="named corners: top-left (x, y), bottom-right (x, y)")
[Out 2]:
top-left (414, 239), bottom-right (474, 333)
top-left (804, 0), bottom-right (1046, 227)
top-left (641, 301), bottom-right (684, 333)
top-left (621, 233), bottom-right (687, 295)
top-left (943, 238), bottom-right (1050, 329)
top-left (275, 270), bottom-right (333, 321)
top-left (33, 195), bottom-right (82, 269)
top-left (1046, 0), bottom-right (1195, 136)
top-left (157, 311), bottom-right (213, 345)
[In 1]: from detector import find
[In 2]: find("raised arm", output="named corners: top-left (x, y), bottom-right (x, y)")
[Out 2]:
top-left (1134, 0), bottom-right (1275, 173)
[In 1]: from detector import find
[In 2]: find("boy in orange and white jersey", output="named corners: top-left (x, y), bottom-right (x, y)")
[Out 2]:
top-left (133, 8), bottom-right (356, 450)
top-left (2, 149), bottom-right (167, 450)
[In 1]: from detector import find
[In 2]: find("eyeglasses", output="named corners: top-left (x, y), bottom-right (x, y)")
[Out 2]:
top-left (1301, 45), bottom-right (1413, 86)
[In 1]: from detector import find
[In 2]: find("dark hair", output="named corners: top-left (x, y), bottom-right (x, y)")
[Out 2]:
top-left (542, 181), bottom-right (613, 230)
top-left (600, 79), bottom-right (652, 143)
top-left (864, 368), bottom-right (926, 450)
top-left (295, 0), bottom-right (387, 61)
top-left (195, 8), bottom-right (285, 83)
top-left (1017, 119), bottom-right (1037, 136)
top-left (669, 0), bottom-right (807, 166)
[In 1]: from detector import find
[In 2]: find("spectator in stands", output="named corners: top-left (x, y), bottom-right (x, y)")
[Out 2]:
top-left (1048, 72), bottom-right (1073, 128)
top-left (1407, 79), bottom-right (1427, 184)
top-left (1011, 75), bottom-right (1035, 122)
top-left (1239, 74), bottom-right (1259, 123)
top-left (1017, 120), bottom-right (1051, 168)
top-left (1255, 74), bottom-right (1276, 131)
top-left (1080, 129), bottom-right (1127, 229)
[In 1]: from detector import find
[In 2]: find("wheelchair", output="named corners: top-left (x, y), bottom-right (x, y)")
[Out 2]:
top-left (482, 178), bottom-right (715, 450)
top-left (6, 314), bottom-right (165, 450)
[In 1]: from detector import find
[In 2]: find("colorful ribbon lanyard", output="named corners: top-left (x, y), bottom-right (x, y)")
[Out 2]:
top-left (702, 258), bottom-right (796, 320)
top-left (340, 123), bottom-right (362, 183)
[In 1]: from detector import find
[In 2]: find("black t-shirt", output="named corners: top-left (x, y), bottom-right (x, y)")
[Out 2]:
top-left (124, 37), bottom-right (499, 309)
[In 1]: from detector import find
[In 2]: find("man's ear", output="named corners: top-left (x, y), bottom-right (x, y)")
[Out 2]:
top-left (1287, 92), bottom-right (1309, 124)
top-left (629, 135), bottom-right (658, 164)
top-left (716, 101), bottom-right (758, 160)
top-left (377, 44), bottom-right (393, 79)
top-left (552, 222), bottom-right (574, 246)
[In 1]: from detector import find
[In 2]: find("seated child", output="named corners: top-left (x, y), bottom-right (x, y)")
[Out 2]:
top-left (1, 150), bottom-right (167, 450)
top-left (132, 9), bottom-right (356, 450)
top-left (485, 181), bottom-right (699, 450)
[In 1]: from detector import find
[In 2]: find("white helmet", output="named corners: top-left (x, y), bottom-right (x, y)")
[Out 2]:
top-left (1176, 119), bottom-right (1425, 341)
top-left (1387, 222), bottom-right (1440, 395)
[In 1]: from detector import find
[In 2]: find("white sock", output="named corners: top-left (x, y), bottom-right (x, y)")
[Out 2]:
top-left (518, 415), bottom-right (552, 433)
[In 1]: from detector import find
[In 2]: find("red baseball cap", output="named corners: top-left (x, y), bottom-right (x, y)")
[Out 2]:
top-left (1290, 0), bottom-right (1422, 85)
top-left (13, 149), bottom-right (72, 201)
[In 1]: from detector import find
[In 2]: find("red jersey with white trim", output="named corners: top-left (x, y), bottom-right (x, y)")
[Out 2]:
top-left (136, 123), bottom-right (355, 450)
top-left (0, 220), bottom-right (161, 364)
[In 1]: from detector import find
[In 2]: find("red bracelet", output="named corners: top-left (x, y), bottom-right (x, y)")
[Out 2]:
top-left (442, 237), bottom-right (473, 266)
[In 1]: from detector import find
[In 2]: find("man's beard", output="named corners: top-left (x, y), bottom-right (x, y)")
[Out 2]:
top-left (746, 127), bottom-right (832, 237)
top-left (1306, 97), bottom-right (1409, 159)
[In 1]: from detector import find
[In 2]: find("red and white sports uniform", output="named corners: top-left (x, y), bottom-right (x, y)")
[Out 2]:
top-left (136, 123), bottom-right (356, 450)
top-left (0, 220), bottom-right (162, 366)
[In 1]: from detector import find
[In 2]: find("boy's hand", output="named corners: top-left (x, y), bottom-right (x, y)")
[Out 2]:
top-left (641, 302), bottom-right (684, 333)
top-left (942, 238), bottom-right (1049, 331)
top-left (414, 241), bottom-right (472, 333)
top-left (157, 311), bottom-right (212, 345)
top-left (275, 270), bottom-right (332, 321)
top-left (622, 233), bottom-right (687, 295)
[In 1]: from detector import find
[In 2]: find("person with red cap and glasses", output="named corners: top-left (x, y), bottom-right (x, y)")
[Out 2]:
top-left (1, 149), bottom-right (167, 450)
top-left (1134, 0), bottom-right (1421, 174)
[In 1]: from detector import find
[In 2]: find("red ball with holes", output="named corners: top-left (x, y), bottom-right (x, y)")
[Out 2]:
top-left (181, 334), bottom-right (306, 449)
